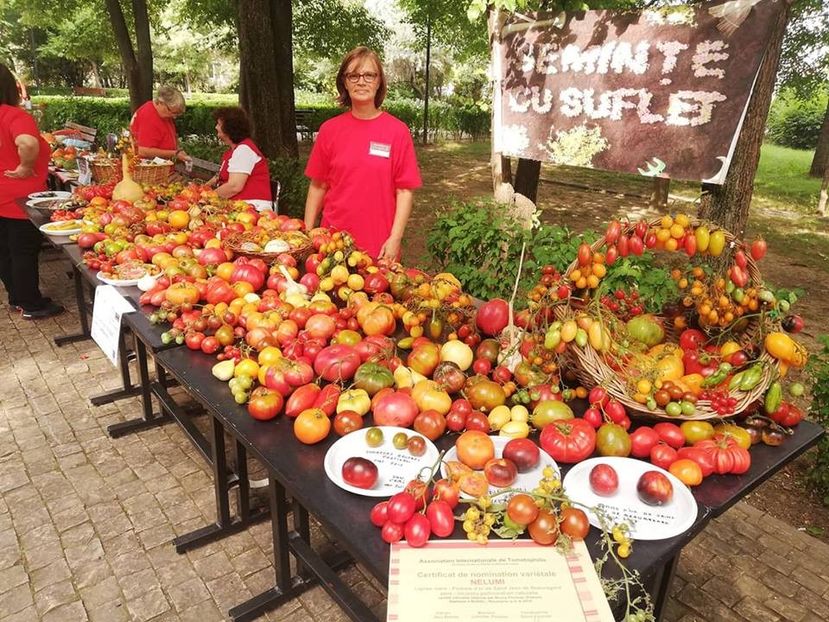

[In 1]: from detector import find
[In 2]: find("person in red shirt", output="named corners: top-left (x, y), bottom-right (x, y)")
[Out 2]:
top-left (304, 47), bottom-right (422, 260)
top-left (207, 107), bottom-right (273, 212)
top-left (130, 85), bottom-right (191, 163)
top-left (0, 64), bottom-right (64, 319)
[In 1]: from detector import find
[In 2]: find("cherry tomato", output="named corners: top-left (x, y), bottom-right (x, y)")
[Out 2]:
top-left (333, 410), bottom-right (363, 436)
top-left (407, 436), bottom-right (427, 457)
top-left (404, 479), bottom-right (429, 510)
top-left (559, 507), bottom-right (590, 540)
top-left (386, 492), bottom-right (416, 524)
top-left (506, 493), bottom-right (539, 526)
top-left (432, 479), bottom-right (460, 509)
top-left (528, 510), bottom-right (559, 545)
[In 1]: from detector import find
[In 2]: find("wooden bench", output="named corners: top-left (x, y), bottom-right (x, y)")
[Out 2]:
top-left (72, 86), bottom-right (107, 97)
top-left (295, 109), bottom-right (315, 141)
top-left (54, 122), bottom-right (98, 146)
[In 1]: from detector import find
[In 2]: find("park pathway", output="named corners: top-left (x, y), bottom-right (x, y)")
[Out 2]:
top-left (0, 249), bottom-right (828, 622)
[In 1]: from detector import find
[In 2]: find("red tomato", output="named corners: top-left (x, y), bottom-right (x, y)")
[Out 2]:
top-left (414, 410), bottom-right (447, 441)
top-left (200, 336), bottom-right (220, 355)
top-left (247, 388), bottom-right (283, 421)
top-left (404, 513), bottom-right (431, 547)
top-left (386, 492), bottom-right (417, 524)
top-left (426, 501), bottom-right (455, 538)
top-left (506, 493), bottom-right (539, 526)
top-left (676, 446), bottom-right (716, 478)
top-left (370, 501), bottom-right (388, 527)
top-left (381, 521), bottom-right (404, 544)
top-left (475, 299), bottom-right (510, 336)
top-left (559, 507), bottom-right (590, 540)
top-left (341, 457), bottom-right (378, 489)
top-left (404, 479), bottom-right (430, 510)
top-left (693, 435), bottom-right (751, 475)
top-left (629, 426), bottom-right (660, 459)
top-left (464, 411), bottom-right (490, 433)
top-left (653, 422), bottom-right (685, 449)
top-left (539, 419), bottom-right (596, 463)
top-left (432, 479), bottom-right (460, 509)
top-left (649, 443), bottom-right (678, 470)
top-left (528, 510), bottom-right (559, 545)
top-left (679, 329), bottom-right (706, 351)
top-left (333, 410), bottom-right (363, 436)
top-left (750, 239), bottom-right (767, 261)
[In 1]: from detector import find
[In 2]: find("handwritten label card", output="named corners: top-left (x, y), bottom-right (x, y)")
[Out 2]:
top-left (91, 285), bottom-right (136, 366)
top-left (387, 539), bottom-right (614, 622)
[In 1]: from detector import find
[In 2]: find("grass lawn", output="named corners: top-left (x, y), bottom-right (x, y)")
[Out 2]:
top-left (752, 144), bottom-right (822, 212)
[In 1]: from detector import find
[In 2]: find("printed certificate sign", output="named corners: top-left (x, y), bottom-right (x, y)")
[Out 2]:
top-left (387, 539), bottom-right (614, 622)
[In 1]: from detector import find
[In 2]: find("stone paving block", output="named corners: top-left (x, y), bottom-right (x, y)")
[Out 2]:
top-left (764, 593), bottom-right (809, 621)
top-left (0, 583), bottom-right (35, 616)
top-left (86, 599), bottom-right (130, 622)
top-left (24, 542), bottom-right (64, 571)
top-left (126, 586), bottom-right (171, 622)
top-left (759, 567), bottom-right (806, 599)
top-left (155, 557), bottom-right (200, 589)
top-left (2, 605), bottom-right (39, 622)
top-left (177, 598), bottom-right (225, 622)
top-left (191, 550), bottom-right (233, 583)
top-left (78, 574), bottom-right (122, 609)
top-left (231, 546), bottom-right (271, 579)
top-left (205, 571), bottom-right (252, 612)
top-left (269, 603), bottom-right (313, 622)
top-left (64, 536), bottom-right (105, 571)
top-left (30, 559), bottom-right (72, 593)
top-left (110, 549), bottom-right (152, 579)
top-left (166, 576), bottom-right (211, 612)
top-left (33, 579), bottom-right (78, 616)
top-left (119, 566), bottom-right (162, 601)
top-left (72, 559), bottom-right (114, 590)
top-left (0, 563), bottom-right (28, 592)
top-left (792, 587), bottom-right (829, 620)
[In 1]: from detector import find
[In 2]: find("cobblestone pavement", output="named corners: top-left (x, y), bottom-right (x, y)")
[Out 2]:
top-left (1, 249), bottom-right (828, 622)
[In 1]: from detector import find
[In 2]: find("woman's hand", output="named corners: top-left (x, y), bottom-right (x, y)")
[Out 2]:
top-left (378, 236), bottom-right (402, 262)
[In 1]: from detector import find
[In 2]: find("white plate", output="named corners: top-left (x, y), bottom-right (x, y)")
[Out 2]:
top-left (28, 191), bottom-right (72, 200)
top-left (39, 220), bottom-right (82, 236)
top-left (27, 197), bottom-right (73, 211)
top-left (440, 436), bottom-right (560, 500)
top-left (96, 271), bottom-right (156, 288)
top-left (562, 457), bottom-right (697, 541)
top-left (324, 426), bottom-right (439, 497)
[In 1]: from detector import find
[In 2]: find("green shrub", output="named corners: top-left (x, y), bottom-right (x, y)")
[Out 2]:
top-left (268, 157), bottom-right (309, 219)
top-left (426, 199), bottom-right (596, 303)
top-left (767, 91), bottom-right (827, 150)
top-left (806, 335), bottom-right (829, 506)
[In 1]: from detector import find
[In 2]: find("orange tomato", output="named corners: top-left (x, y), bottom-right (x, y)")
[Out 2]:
top-left (680, 374), bottom-right (704, 397)
top-left (455, 431), bottom-right (495, 470)
top-left (258, 346), bottom-right (282, 367)
top-left (655, 355), bottom-right (684, 382)
top-left (294, 408), bottom-right (331, 444)
top-left (216, 262), bottom-right (235, 282)
top-left (669, 459), bottom-right (703, 486)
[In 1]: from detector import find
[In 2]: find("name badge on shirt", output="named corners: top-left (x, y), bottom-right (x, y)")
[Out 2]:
top-left (369, 142), bottom-right (391, 158)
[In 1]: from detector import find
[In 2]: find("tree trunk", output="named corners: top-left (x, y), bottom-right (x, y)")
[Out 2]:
top-left (514, 158), bottom-right (541, 203)
top-left (818, 164), bottom-right (829, 217)
top-left (423, 14), bottom-right (431, 145)
top-left (698, 2), bottom-right (790, 238)
top-left (104, 0), bottom-right (152, 111)
top-left (238, 0), bottom-right (298, 159)
top-left (132, 0), bottom-right (154, 103)
top-left (810, 96), bottom-right (829, 178)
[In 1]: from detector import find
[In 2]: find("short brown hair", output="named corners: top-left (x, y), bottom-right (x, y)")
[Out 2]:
top-left (0, 63), bottom-right (20, 107)
top-left (213, 106), bottom-right (252, 144)
top-left (335, 47), bottom-right (387, 109)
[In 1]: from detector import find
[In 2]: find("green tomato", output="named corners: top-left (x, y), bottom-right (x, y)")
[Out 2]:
top-left (789, 382), bottom-right (805, 397)
top-left (392, 432), bottom-right (409, 450)
top-left (234, 391), bottom-right (249, 405)
top-left (596, 423), bottom-right (631, 457)
top-left (665, 402), bottom-right (682, 417)
top-left (365, 427), bottom-right (384, 448)
top-left (680, 401), bottom-right (696, 416)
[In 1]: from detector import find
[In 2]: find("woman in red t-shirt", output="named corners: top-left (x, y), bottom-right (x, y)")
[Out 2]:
top-left (129, 86), bottom-right (191, 163)
top-left (207, 107), bottom-right (273, 212)
top-left (304, 47), bottom-right (422, 260)
top-left (0, 64), bottom-right (63, 319)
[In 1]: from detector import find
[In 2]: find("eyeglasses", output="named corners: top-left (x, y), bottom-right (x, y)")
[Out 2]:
top-left (345, 72), bottom-right (378, 84)
top-left (164, 103), bottom-right (184, 118)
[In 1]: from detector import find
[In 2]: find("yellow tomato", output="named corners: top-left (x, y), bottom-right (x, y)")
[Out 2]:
top-left (216, 262), bottom-right (235, 282)
top-left (764, 332), bottom-right (795, 362)
top-left (168, 210), bottom-right (190, 229)
top-left (234, 358), bottom-right (260, 379)
top-left (708, 230), bottom-right (726, 257)
top-left (655, 355), bottom-right (684, 382)
top-left (714, 425), bottom-right (752, 450)
top-left (346, 273), bottom-right (364, 291)
top-left (720, 341), bottom-right (741, 357)
top-left (258, 346), bottom-right (282, 367)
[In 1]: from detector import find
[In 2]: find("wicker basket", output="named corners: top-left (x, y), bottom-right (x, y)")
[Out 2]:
top-left (557, 217), bottom-right (775, 421)
top-left (223, 230), bottom-right (313, 264)
top-left (89, 158), bottom-right (173, 185)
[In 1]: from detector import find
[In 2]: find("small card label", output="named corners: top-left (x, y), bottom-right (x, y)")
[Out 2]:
top-left (369, 141), bottom-right (391, 158)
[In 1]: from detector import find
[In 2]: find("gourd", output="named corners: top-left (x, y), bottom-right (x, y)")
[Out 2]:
top-left (112, 154), bottom-right (143, 202)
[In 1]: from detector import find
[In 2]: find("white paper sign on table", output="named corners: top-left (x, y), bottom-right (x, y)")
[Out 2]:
top-left (91, 285), bottom-right (136, 366)
top-left (77, 157), bottom-right (92, 186)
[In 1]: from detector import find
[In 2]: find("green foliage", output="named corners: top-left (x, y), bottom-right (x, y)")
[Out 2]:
top-left (806, 335), bottom-right (829, 506)
top-left (600, 256), bottom-right (679, 314)
top-left (767, 90), bottom-right (828, 150)
top-left (426, 199), bottom-right (596, 303)
top-left (779, 0), bottom-right (829, 97)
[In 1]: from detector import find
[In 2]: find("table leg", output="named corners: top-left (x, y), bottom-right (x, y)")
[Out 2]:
top-left (54, 267), bottom-right (91, 346)
top-left (89, 327), bottom-right (142, 405)
top-left (651, 553), bottom-right (680, 622)
top-left (171, 415), bottom-right (267, 553)
top-left (107, 335), bottom-right (171, 437)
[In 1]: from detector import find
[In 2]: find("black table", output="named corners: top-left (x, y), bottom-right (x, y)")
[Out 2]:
top-left (151, 345), bottom-right (825, 622)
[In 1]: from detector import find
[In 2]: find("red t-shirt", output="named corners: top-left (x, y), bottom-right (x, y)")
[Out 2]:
top-left (219, 138), bottom-right (273, 204)
top-left (305, 111), bottom-right (422, 258)
top-left (130, 101), bottom-right (177, 151)
top-left (0, 104), bottom-right (49, 219)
